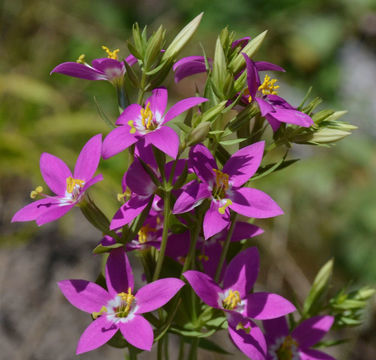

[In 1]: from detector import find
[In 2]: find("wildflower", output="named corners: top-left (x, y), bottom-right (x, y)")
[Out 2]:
top-left (243, 53), bottom-right (313, 132)
top-left (184, 247), bottom-right (295, 360)
top-left (263, 315), bottom-right (335, 360)
top-left (173, 141), bottom-right (283, 239)
top-left (58, 248), bottom-right (184, 354)
top-left (12, 135), bottom-right (102, 226)
top-left (51, 46), bottom-right (137, 85)
top-left (102, 87), bottom-right (207, 159)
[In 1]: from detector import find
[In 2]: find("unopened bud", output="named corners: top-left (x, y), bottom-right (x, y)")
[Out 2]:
top-left (187, 121), bottom-right (211, 145)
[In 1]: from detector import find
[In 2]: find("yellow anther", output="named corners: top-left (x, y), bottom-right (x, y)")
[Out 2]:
top-left (30, 185), bottom-right (43, 199)
top-left (212, 169), bottom-right (230, 199)
top-left (248, 95), bottom-right (253, 103)
top-left (236, 321), bottom-right (251, 334)
top-left (198, 254), bottom-right (209, 262)
top-left (76, 54), bottom-right (86, 64)
top-left (137, 224), bottom-right (157, 244)
top-left (115, 287), bottom-right (135, 317)
top-left (66, 177), bottom-right (85, 193)
top-left (276, 335), bottom-right (299, 359)
top-left (222, 289), bottom-right (241, 310)
top-left (117, 188), bottom-right (132, 202)
top-left (140, 102), bottom-right (154, 130)
top-left (92, 305), bottom-right (108, 319)
top-left (218, 199), bottom-right (232, 214)
top-left (128, 120), bottom-right (137, 134)
top-left (258, 75), bottom-right (279, 96)
top-left (102, 45), bottom-right (120, 60)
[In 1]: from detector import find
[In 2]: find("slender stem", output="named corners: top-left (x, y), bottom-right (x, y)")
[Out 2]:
top-left (164, 333), bottom-right (169, 360)
top-left (128, 346), bottom-right (138, 360)
top-left (157, 338), bottom-right (163, 360)
top-left (116, 83), bottom-right (128, 110)
top-left (188, 338), bottom-right (199, 360)
top-left (178, 337), bottom-right (185, 360)
top-left (214, 213), bottom-right (238, 282)
top-left (153, 190), bottom-right (171, 281)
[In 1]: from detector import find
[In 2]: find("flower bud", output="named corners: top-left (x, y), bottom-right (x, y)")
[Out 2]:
top-left (187, 121), bottom-right (211, 146)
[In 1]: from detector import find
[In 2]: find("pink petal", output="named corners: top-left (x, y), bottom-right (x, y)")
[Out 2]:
top-left (125, 54), bottom-right (138, 66)
top-left (119, 315), bottom-right (154, 351)
top-left (125, 159), bottom-right (157, 196)
top-left (11, 198), bottom-right (59, 223)
top-left (243, 54), bottom-right (259, 100)
top-left (183, 270), bottom-right (221, 308)
top-left (74, 134), bottom-right (102, 181)
top-left (270, 108), bottom-right (313, 128)
top-left (227, 313), bottom-right (267, 360)
top-left (172, 181), bottom-right (211, 214)
top-left (223, 247), bottom-right (259, 298)
top-left (91, 58), bottom-right (125, 80)
top-left (300, 349), bottom-right (336, 360)
top-left (246, 292), bottom-right (296, 320)
top-left (40, 153), bottom-right (72, 196)
top-left (36, 204), bottom-right (74, 226)
top-left (163, 97), bottom-right (208, 124)
top-left (135, 278), bottom-right (184, 314)
top-left (105, 248), bottom-right (134, 296)
top-left (292, 316), bottom-right (334, 348)
top-left (76, 316), bottom-right (118, 354)
top-left (145, 88), bottom-right (168, 117)
top-left (58, 279), bottom-right (111, 313)
top-left (203, 200), bottom-right (230, 240)
top-left (223, 141), bottom-right (265, 186)
top-left (102, 126), bottom-right (138, 159)
top-left (255, 97), bottom-right (273, 117)
top-left (189, 144), bottom-right (217, 184)
top-left (144, 126), bottom-right (179, 159)
top-left (116, 104), bottom-right (143, 125)
top-left (262, 316), bottom-right (289, 345)
top-left (230, 187), bottom-right (283, 219)
top-left (82, 174), bottom-right (103, 192)
top-left (50, 62), bottom-right (106, 80)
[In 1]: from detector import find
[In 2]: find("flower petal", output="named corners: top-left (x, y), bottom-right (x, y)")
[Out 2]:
top-left (58, 279), bottom-right (111, 313)
top-left (223, 222), bottom-right (264, 242)
top-left (255, 97), bottom-right (274, 117)
top-left (292, 316), bottom-right (334, 348)
top-left (11, 198), bottom-right (59, 223)
top-left (189, 144), bottom-right (217, 184)
top-left (230, 187), bottom-right (283, 219)
top-left (40, 153), bottom-right (72, 196)
top-left (262, 316), bottom-right (289, 345)
top-left (126, 159), bottom-right (157, 196)
top-left (183, 270), bottom-right (221, 308)
top-left (76, 316), bottom-right (118, 354)
top-left (119, 315), bottom-right (154, 351)
top-left (268, 108), bottom-right (314, 128)
top-left (74, 134), bottom-right (102, 181)
top-left (172, 181), bottom-right (210, 214)
top-left (243, 53), bottom-right (259, 100)
top-left (116, 104), bottom-right (143, 125)
top-left (50, 62), bottom-right (106, 80)
top-left (246, 292), bottom-right (296, 320)
top-left (145, 87), bottom-right (168, 117)
top-left (102, 126), bottom-right (138, 159)
top-left (227, 313), bottom-right (267, 360)
top-left (163, 97), bottom-right (208, 124)
top-left (203, 200), bottom-right (230, 240)
top-left (36, 204), bottom-right (74, 226)
top-left (173, 57), bottom-right (208, 83)
top-left (125, 54), bottom-right (138, 66)
top-left (110, 195), bottom-right (151, 230)
top-left (300, 349), bottom-right (336, 360)
top-left (135, 278), bottom-right (184, 314)
top-left (105, 248), bottom-right (134, 296)
top-left (223, 247), bottom-right (260, 298)
top-left (82, 173), bottom-right (103, 192)
top-left (91, 58), bottom-right (125, 80)
top-left (255, 61), bottom-right (285, 72)
top-left (144, 126), bottom-right (179, 159)
top-left (223, 141), bottom-right (265, 186)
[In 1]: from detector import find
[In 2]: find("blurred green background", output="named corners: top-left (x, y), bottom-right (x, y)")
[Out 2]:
top-left (1, 0), bottom-right (375, 359)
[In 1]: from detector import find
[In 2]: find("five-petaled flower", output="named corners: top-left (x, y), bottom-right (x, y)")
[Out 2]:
top-left (184, 247), bottom-right (296, 360)
top-left (51, 46), bottom-right (137, 85)
top-left (173, 141), bottom-right (283, 239)
top-left (12, 134), bottom-right (103, 226)
top-left (58, 248), bottom-right (184, 354)
top-left (102, 87), bottom-right (207, 159)
top-left (263, 315), bottom-right (335, 360)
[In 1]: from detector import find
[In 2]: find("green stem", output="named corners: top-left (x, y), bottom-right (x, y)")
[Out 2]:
top-left (128, 346), bottom-right (138, 360)
top-left (188, 338), bottom-right (199, 360)
top-left (164, 333), bottom-right (169, 360)
top-left (157, 339), bottom-right (163, 360)
top-left (117, 83), bottom-right (128, 110)
top-left (214, 213), bottom-right (238, 282)
top-left (153, 190), bottom-right (171, 281)
top-left (178, 337), bottom-right (185, 360)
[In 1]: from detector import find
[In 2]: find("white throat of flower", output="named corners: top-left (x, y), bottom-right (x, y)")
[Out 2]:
top-left (269, 335), bottom-right (300, 360)
top-left (218, 289), bottom-right (245, 313)
top-left (60, 177), bottom-right (85, 205)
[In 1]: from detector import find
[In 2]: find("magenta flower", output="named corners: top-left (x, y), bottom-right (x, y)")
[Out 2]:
top-left (184, 247), bottom-right (296, 360)
top-left (173, 141), bottom-right (283, 239)
top-left (12, 134), bottom-right (102, 226)
top-left (263, 315), bottom-right (335, 360)
top-left (51, 46), bottom-right (137, 84)
top-left (243, 54), bottom-right (313, 132)
top-left (102, 87), bottom-right (207, 159)
top-left (58, 248), bottom-right (184, 354)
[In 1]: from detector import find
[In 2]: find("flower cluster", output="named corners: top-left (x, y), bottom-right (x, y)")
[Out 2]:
top-left (11, 13), bottom-right (368, 360)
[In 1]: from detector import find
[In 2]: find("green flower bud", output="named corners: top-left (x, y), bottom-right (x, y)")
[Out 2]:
top-left (187, 121), bottom-right (211, 146)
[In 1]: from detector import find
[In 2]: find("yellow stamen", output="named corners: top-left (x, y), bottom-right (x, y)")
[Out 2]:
top-left (212, 169), bottom-right (230, 199)
top-left (198, 254), bottom-right (209, 262)
top-left (222, 289), bottom-right (241, 310)
top-left (236, 321), bottom-right (251, 334)
top-left (128, 120), bottom-right (137, 134)
top-left (66, 177), bottom-right (85, 193)
top-left (276, 335), bottom-right (299, 359)
top-left (218, 199), bottom-right (232, 214)
top-left (92, 305), bottom-right (107, 319)
top-left (116, 287), bottom-right (135, 317)
top-left (248, 95), bottom-right (252, 103)
top-left (117, 188), bottom-right (132, 202)
top-left (76, 54), bottom-right (86, 64)
top-left (30, 185), bottom-right (43, 199)
top-left (258, 74), bottom-right (279, 96)
top-left (102, 45), bottom-right (120, 60)
top-left (140, 102), bottom-right (154, 130)
top-left (137, 224), bottom-right (157, 244)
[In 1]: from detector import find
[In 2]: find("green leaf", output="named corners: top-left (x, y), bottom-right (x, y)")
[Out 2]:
top-left (198, 338), bottom-right (231, 355)
top-left (219, 138), bottom-right (247, 146)
top-left (92, 242), bottom-right (124, 255)
top-left (252, 158), bottom-right (299, 181)
top-left (170, 327), bottom-right (216, 338)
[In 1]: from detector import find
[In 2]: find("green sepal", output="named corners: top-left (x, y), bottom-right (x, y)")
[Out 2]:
top-left (251, 157), bottom-right (299, 181)
top-left (92, 242), bottom-right (124, 255)
top-left (144, 25), bottom-right (166, 70)
top-left (107, 330), bottom-right (128, 349)
top-left (124, 60), bottom-right (139, 88)
top-left (219, 138), bottom-right (247, 146)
